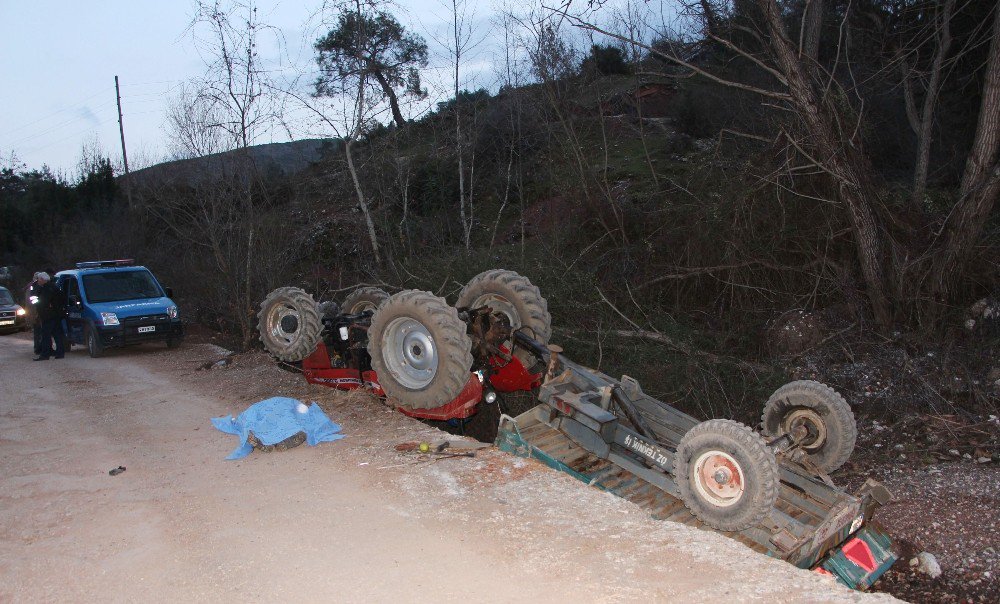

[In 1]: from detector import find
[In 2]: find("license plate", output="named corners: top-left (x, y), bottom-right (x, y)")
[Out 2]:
top-left (0, 320), bottom-right (13, 325)
top-left (137, 326), bottom-right (156, 333)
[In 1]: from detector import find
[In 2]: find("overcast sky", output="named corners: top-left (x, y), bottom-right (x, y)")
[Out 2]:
top-left (0, 0), bottom-right (519, 176)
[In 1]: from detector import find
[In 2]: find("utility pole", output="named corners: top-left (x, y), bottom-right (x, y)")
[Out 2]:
top-left (114, 75), bottom-right (134, 208)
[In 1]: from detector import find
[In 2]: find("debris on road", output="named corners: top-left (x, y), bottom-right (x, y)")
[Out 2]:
top-left (108, 466), bottom-right (126, 476)
top-left (211, 396), bottom-right (344, 460)
top-left (910, 552), bottom-right (942, 579)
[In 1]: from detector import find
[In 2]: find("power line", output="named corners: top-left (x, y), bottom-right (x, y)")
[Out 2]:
top-left (0, 88), bottom-right (111, 138)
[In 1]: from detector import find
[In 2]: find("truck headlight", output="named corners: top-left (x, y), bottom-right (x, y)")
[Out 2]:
top-left (101, 312), bottom-right (120, 326)
top-left (168, 306), bottom-right (178, 319)
top-left (16, 307), bottom-right (26, 316)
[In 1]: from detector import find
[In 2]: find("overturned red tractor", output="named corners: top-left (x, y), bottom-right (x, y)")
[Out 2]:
top-left (257, 269), bottom-right (896, 590)
top-left (257, 270), bottom-right (548, 421)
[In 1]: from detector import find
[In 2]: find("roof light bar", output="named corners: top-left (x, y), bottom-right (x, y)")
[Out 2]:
top-left (75, 259), bottom-right (135, 269)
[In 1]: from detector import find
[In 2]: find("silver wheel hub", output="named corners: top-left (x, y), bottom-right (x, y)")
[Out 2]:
top-left (266, 303), bottom-right (301, 346)
top-left (382, 317), bottom-right (438, 389)
top-left (693, 450), bottom-right (745, 508)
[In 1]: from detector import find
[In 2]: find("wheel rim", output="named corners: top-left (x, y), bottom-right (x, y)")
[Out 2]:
top-left (692, 450), bottom-right (745, 508)
top-left (349, 300), bottom-right (378, 314)
top-left (381, 316), bottom-right (438, 389)
top-left (781, 408), bottom-right (827, 451)
top-left (471, 293), bottom-right (521, 330)
top-left (266, 302), bottom-right (301, 347)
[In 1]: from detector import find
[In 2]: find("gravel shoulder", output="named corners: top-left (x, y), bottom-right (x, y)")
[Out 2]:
top-left (0, 333), bottom-right (898, 603)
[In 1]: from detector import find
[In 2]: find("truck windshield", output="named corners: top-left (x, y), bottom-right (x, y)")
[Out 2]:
top-left (82, 270), bottom-right (163, 303)
top-left (0, 288), bottom-right (14, 305)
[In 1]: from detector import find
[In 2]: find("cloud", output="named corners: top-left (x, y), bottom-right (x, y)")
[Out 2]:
top-left (76, 106), bottom-right (101, 126)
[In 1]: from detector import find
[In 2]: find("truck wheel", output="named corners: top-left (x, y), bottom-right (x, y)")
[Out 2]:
top-left (342, 287), bottom-right (389, 314)
top-left (456, 269), bottom-right (551, 369)
top-left (675, 419), bottom-right (779, 532)
top-left (761, 380), bottom-right (856, 473)
top-left (258, 287), bottom-right (323, 362)
top-left (247, 431), bottom-right (306, 452)
top-left (86, 324), bottom-right (104, 358)
top-left (368, 290), bottom-right (473, 409)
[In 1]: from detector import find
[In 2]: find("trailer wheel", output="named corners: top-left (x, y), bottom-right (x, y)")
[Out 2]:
top-left (342, 287), bottom-right (389, 314)
top-left (675, 419), bottom-right (779, 532)
top-left (247, 431), bottom-right (306, 452)
top-left (257, 287), bottom-right (323, 362)
top-left (456, 269), bottom-right (551, 369)
top-left (368, 290), bottom-right (473, 409)
top-left (761, 380), bottom-right (856, 473)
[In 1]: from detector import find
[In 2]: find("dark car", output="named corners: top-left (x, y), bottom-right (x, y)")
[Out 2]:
top-left (0, 286), bottom-right (29, 334)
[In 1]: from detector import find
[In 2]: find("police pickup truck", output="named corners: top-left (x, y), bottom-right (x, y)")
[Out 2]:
top-left (57, 260), bottom-right (183, 357)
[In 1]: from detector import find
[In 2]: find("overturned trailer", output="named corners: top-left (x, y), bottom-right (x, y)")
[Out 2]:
top-left (257, 269), bottom-right (896, 590)
top-left (499, 333), bottom-right (896, 589)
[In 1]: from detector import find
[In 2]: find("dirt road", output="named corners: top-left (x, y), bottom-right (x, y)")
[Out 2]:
top-left (0, 333), bottom-right (896, 603)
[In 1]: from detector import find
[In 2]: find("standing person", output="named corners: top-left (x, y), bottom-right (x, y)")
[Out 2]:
top-left (33, 273), bottom-right (65, 361)
top-left (25, 272), bottom-right (43, 355)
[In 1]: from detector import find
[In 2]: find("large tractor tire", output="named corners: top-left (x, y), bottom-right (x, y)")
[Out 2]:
top-left (456, 269), bottom-right (551, 369)
top-left (760, 380), bottom-right (856, 473)
top-left (257, 287), bottom-right (323, 362)
top-left (675, 419), bottom-right (779, 532)
top-left (342, 287), bottom-right (389, 314)
top-left (368, 290), bottom-right (473, 409)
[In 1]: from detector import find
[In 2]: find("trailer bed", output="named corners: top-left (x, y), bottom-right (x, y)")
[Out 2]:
top-left (495, 340), bottom-right (897, 589)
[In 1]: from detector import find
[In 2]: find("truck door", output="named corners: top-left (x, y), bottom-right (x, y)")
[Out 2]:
top-left (61, 275), bottom-right (85, 345)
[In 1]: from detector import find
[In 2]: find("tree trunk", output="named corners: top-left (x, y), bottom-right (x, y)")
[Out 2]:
top-left (910, 0), bottom-right (956, 207)
top-left (931, 5), bottom-right (1000, 294)
top-left (373, 70), bottom-right (406, 128)
top-left (801, 0), bottom-right (823, 61)
top-left (345, 138), bottom-right (382, 264)
top-left (759, 0), bottom-right (893, 327)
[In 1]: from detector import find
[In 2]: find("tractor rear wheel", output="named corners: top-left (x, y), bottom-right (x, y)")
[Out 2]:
top-left (761, 380), bottom-right (856, 473)
top-left (342, 287), bottom-right (389, 314)
top-left (257, 287), bottom-right (323, 362)
top-left (675, 419), bottom-right (779, 532)
top-left (368, 290), bottom-right (473, 409)
top-left (456, 269), bottom-right (551, 369)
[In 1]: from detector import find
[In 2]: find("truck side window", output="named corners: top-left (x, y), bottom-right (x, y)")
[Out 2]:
top-left (65, 277), bottom-right (80, 302)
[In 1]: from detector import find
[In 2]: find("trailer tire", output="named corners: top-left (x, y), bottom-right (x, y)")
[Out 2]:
top-left (456, 269), bottom-right (551, 369)
top-left (368, 290), bottom-right (473, 409)
top-left (761, 380), bottom-right (856, 473)
top-left (257, 287), bottom-right (323, 362)
top-left (675, 419), bottom-right (779, 532)
top-left (342, 287), bottom-right (390, 315)
top-left (247, 431), bottom-right (306, 452)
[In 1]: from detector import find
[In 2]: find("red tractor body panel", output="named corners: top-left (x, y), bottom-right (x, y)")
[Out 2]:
top-left (300, 342), bottom-right (540, 420)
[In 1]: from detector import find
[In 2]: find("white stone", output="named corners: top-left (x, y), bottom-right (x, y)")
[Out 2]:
top-left (914, 552), bottom-right (942, 579)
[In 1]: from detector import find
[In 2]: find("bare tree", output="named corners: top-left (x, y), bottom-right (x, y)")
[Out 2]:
top-left (901, 0), bottom-right (957, 207)
top-left (188, 0), bottom-right (283, 150)
top-left (930, 3), bottom-right (1000, 292)
top-left (165, 82), bottom-right (229, 159)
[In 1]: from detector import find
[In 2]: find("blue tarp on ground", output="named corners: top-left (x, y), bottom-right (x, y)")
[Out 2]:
top-left (211, 397), bottom-right (344, 460)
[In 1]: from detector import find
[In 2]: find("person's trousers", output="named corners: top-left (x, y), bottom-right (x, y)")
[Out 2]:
top-left (38, 318), bottom-right (65, 358)
top-left (33, 322), bottom-right (42, 354)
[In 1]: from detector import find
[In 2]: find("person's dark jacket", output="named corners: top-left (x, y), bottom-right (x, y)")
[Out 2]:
top-left (35, 281), bottom-right (65, 322)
